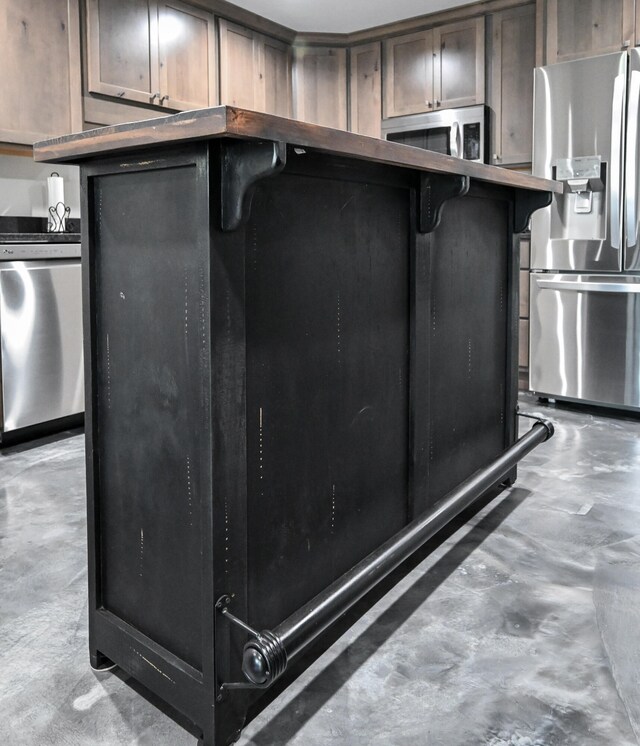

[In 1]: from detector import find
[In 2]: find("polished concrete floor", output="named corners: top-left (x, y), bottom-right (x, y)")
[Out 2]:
top-left (1, 394), bottom-right (640, 745)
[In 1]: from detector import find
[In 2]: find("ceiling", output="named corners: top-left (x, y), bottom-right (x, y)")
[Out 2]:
top-left (229, 0), bottom-right (474, 33)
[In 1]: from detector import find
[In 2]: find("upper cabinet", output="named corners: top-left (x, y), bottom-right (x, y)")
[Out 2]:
top-left (293, 47), bottom-right (348, 129)
top-left (545, 0), bottom-right (634, 63)
top-left (434, 18), bottom-right (485, 109)
top-left (489, 4), bottom-right (535, 166)
top-left (219, 19), bottom-right (292, 117)
top-left (0, 0), bottom-right (82, 144)
top-left (349, 42), bottom-right (382, 137)
top-left (383, 18), bottom-right (484, 118)
top-left (219, 19), bottom-right (258, 109)
top-left (261, 35), bottom-right (292, 118)
top-left (157, 1), bottom-right (216, 110)
top-left (86, 0), bottom-right (216, 110)
top-left (86, 0), bottom-right (156, 105)
top-left (383, 30), bottom-right (434, 117)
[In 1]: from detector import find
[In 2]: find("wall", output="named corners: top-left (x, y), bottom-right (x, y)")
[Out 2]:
top-left (0, 154), bottom-right (80, 218)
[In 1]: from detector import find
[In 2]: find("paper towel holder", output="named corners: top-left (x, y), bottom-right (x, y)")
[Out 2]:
top-left (48, 202), bottom-right (71, 232)
top-left (47, 172), bottom-right (71, 232)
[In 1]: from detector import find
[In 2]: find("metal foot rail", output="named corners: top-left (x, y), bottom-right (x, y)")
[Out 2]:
top-left (221, 418), bottom-right (554, 690)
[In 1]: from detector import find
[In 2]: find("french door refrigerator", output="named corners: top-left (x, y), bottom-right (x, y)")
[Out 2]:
top-left (530, 50), bottom-right (640, 412)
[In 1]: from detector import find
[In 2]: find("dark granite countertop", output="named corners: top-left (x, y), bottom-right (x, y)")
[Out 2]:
top-left (0, 233), bottom-right (81, 244)
top-left (0, 216), bottom-right (80, 243)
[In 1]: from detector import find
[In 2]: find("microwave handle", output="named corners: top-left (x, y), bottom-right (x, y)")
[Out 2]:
top-left (450, 122), bottom-right (461, 159)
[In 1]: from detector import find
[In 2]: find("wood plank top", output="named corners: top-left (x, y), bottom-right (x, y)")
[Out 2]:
top-left (33, 106), bottom-right (561, 193)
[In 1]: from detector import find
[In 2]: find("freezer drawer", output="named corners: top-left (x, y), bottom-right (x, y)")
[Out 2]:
top-left (529, 273), bottom-right (640, 410)
top-left (0, 260), bottom-right (84, 432)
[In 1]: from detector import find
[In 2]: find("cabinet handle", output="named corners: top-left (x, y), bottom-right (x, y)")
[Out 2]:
top-left (426, 100), bottom-right (432, 108)
top-left (435, 100), bottom-right (441, 107)
top-left (493, 153), bottom-right (501, 162)
top-left (160, 95), bottom-right (169, 104)
top-left (150, 92), bottom-right (160, 102)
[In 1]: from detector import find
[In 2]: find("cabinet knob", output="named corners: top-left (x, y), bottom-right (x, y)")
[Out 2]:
top-left (426, 100), bottom-right (432, 108)
top-left (493, 153), bottom-right (501, 161)
top-left (435, 99), bottom-right (441, 107)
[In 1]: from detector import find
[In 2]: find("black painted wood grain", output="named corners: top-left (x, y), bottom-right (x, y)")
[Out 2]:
top-left (244, 161), bottom-right (411, 632)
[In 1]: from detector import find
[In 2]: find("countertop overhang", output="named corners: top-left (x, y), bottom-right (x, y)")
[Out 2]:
top-left (33, 106), bottom-right (561, 195)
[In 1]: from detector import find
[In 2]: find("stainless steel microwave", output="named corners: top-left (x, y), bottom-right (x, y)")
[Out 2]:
top-left (381, 105), bottom-right (489, 163)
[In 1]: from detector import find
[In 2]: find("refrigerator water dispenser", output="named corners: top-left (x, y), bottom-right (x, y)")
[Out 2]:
top-left (556, 156), bottom-right (604, 213)
top-left (550, 156), bottom-right (606, 238)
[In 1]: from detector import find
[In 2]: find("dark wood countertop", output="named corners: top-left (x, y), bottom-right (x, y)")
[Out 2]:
top-left (33, 106), bottom-right (561, 194)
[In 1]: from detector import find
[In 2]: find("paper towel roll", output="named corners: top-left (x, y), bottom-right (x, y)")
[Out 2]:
top-left (47, 172), bottom-right (66, 232)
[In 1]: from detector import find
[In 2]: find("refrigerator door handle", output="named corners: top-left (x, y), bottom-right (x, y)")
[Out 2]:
top-left (610, 73), bottom-right (626, 250)
top-left (535, 278), bottom-right (640, 294)
top-left (625, 70), bottom-right (640, 248)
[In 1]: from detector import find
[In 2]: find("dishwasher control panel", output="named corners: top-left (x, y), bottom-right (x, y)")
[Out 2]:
top-left (0, 243), bottom-right (81, 261)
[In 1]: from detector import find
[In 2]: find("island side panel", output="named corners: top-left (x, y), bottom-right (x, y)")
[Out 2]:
top-left (82, 146), bottom-right (216, 734)
top-left (243, 156), bottom-right (413, 632)
top-left (427, 184), bottom-right (513, 503)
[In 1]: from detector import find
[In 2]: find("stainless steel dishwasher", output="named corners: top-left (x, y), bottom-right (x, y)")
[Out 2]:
top-left (0, 241), bottom-right (83, 439)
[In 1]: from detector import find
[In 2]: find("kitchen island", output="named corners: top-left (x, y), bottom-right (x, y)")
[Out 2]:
top-left (34, 107), bottom-right (560, 746)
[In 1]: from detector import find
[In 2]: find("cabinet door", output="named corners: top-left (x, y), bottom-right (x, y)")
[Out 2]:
top-left (0, 0), bottom-right (82, 144)
top-left (219, 19), bottom-right (259, 109)
top-left (349, 42), bottom-right (382, 138)
top-left (547, 0), bottom-right (634, 63)
top-left (433, 18), bottom-right (485, 109)
top-left (158, 1), bottom-right (216, 111)
top-left (86, 0), bottom-right (159, 105)
top-left (383, 30), bottom-right (433, 117)
top-left (293, 47), bottom-right (347, 129)
top-left (259, 36), bottom-right (292, 118)
top-left (490, 5), bottom-right (535, 166)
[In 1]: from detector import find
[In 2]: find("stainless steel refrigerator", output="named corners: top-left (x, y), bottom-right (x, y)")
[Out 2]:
top-left (530, 51), bottom-right (640, 412)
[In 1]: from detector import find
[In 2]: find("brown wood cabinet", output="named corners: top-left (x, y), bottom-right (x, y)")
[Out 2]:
top-left (86, 0), bottom-right (156, 105)
top-left (383, 18), bottom-right (484, 118)
top-left (261, 35), bottom-right (292, 117)
top-left (383, 30), bottom-right (434, 117)
top-left (546, 0), bottom-right (634, 63)
top-left (489, 4), bottom-right (536, 166)
top-left (293, 47), bottom-right (347, 129)
top-left (86, 0), bottom-right (216, 110)
top-left (0, 0), bottom-right (82, 144)
top-left (218, 19), bottom-right (258, 109)
top-left (158, 1), bottom-right (216, 110)
top-left (433, 18), bottom-right (485, 109)
top-left (349, 42), bottom-right (382, 137)
top-left (219, 19), bottom-right (291, 117)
